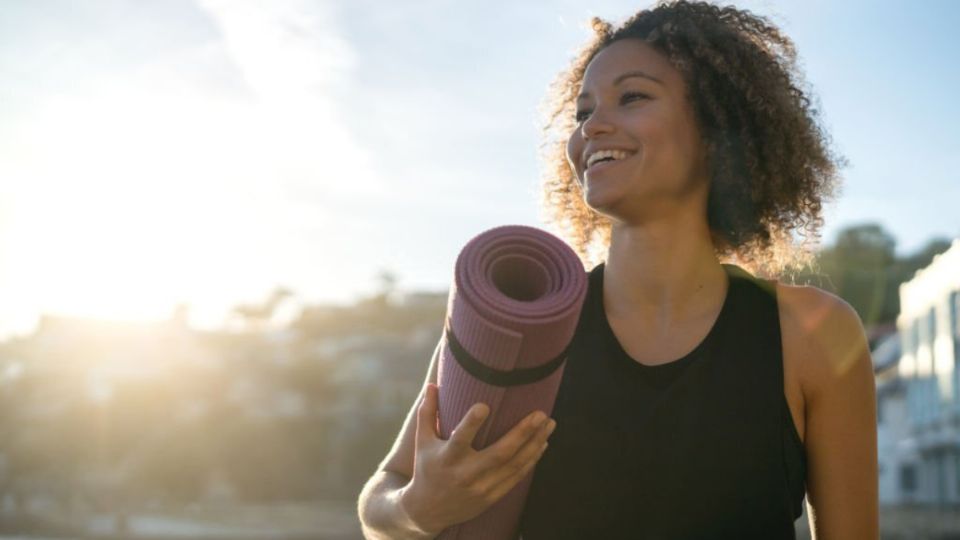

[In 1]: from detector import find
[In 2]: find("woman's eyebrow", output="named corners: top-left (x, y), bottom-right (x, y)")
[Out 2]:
top-left (577, 70), bottom-right (664, 101)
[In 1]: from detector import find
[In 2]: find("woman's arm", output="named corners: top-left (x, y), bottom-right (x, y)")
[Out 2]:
top-left (782, 285), bottom-right (879, 539)
top-left (358, 340), bottom-right (443, 539)
top-left (358, 470), bottom-right (438, 540)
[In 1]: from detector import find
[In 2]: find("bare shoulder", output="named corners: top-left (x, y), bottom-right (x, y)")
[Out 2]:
top-left (773, 281), bottom-right (863, 337)
top-left (774, 281), bottom-right (870, 401)
top-left (773, 282), bottom-right (880, 538)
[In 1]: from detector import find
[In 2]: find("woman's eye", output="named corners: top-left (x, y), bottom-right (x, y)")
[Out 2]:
top-left (575, 93), bottom-right (649, 123)
top-left (621, 91), bottom-right (649, 103)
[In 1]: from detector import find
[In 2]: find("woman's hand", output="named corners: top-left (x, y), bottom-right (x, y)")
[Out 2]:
top-left (397, 382), bottom-right (556, 536)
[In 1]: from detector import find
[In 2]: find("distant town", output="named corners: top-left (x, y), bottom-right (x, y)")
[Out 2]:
top-left (1, 223), bottom-right (958, 539)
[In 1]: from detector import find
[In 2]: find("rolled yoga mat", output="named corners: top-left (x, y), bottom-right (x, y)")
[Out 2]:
top-left (436, 224), bottom-right (588, 540)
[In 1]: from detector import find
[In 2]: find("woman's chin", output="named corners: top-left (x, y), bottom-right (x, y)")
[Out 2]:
top-left (583, 193), bottom-right (625, 217)
top-left (583, 183), bottom-right (624, 208)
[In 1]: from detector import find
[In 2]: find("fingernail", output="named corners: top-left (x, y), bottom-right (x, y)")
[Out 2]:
top-left (545, 420), bottom-right (557, 434)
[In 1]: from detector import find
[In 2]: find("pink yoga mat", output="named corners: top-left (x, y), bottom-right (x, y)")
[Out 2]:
top-left (436, 224), bottom-right (588, 540)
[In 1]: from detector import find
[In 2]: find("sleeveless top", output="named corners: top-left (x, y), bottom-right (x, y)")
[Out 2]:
top-left (519, 262), bottom-right (807, 539)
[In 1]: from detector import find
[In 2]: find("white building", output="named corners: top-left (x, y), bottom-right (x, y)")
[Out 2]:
top-left (893, 239), bottom-right (960, 506)
top-left (874, 332), bottom-right (911, 505)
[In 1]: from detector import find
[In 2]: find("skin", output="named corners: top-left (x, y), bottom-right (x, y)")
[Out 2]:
top-left (360, 37), bottom-right (878, 539)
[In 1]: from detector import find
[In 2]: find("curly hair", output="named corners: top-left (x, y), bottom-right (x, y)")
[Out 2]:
top-left (537, 0), bottom-right (845, 278)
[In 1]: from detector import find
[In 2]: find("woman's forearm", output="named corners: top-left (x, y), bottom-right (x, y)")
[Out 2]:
top-left (358, 470), bottom-right (439, 540)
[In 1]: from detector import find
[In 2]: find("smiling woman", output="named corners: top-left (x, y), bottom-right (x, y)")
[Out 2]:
top-left (518, 1), bottom-right (876, 538)
top-left (359, 2), bottom-right (878, 540)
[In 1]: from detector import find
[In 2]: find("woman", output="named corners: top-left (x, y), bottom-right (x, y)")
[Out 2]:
top-left (358, 1), bottom-right (878, 538)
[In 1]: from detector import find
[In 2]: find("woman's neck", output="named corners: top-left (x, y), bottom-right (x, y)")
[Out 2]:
top-left (603, 215), bottom-right (727, 331)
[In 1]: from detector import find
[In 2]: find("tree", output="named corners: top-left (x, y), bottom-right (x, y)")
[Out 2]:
top-left (801, 223), bottom-right (952, 329)
top-left (229, 286), bottom-right (295, 330)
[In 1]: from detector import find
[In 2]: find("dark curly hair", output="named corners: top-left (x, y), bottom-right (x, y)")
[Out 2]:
top-left (537, 0), bottom-right (845, 278)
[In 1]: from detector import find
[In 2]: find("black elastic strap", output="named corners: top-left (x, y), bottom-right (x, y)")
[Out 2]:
top-left (444, 323), bottom-right (570, 387)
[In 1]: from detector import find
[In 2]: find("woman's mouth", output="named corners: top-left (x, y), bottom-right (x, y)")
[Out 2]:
top-left (584, 151), bottom-right (635, 178)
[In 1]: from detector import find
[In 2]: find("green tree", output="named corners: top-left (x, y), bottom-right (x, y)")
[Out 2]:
top-left (800, 223), bottom-right (952, 328)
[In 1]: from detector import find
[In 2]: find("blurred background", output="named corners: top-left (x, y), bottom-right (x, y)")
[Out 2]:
top-left (0, 0), bottom-right (958, 538)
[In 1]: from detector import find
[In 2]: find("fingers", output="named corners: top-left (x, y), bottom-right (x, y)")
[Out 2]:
top-left (452, 411), bottom-right (551, 488)
top-left (475, 417), bottom-right (555, 494)
top-left (415, 387), bottom-right (494, 452)
top-left (474, 410), bottom-right (548, 467)
top-left (448, 402), bottom-right (490, 450)
top-left (490, 443), bottom-right (549, 500)
top-left (415, 383), bottom-right (440, 447)
top-left (486, 438), bottom-right (549, 503)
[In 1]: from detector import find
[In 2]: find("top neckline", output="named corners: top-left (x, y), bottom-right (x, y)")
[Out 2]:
top-left (593, 262), bottom-right (740, 372)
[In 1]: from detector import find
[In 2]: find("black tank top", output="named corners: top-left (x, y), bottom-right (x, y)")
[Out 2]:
top-left (519, 262), bottom-right (807, 539)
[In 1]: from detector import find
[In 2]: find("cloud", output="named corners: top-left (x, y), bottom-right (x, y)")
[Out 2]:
top-left (197, 0), bottom-right (355, 97)
top-left (196, 0), bottom-right (385, 200)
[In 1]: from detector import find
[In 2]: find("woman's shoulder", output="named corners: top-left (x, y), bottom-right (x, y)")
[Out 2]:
top-left (773, 281), bottom-right (871, 402)
top-left (772, 283), bottom-right (879, 538)
top-left (774, 280), bottom-right (858, 326)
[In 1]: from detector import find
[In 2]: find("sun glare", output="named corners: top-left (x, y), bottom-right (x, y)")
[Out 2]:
top-left (0, 1), bottom-right (391, 340)
top-left (1, 80), bottom-right (287, 329)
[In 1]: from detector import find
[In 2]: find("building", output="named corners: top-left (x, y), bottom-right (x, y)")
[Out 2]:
top-left (874, 330), bottom-right (911, 505)
top-left (893, 239), bottom-right (960, 506)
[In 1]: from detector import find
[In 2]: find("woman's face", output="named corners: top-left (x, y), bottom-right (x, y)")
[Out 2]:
top-left (567, 38), bottom-right (707, 222)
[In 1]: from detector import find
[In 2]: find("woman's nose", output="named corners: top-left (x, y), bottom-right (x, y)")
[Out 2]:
top-left (580, 107), bottom-right (615, 139)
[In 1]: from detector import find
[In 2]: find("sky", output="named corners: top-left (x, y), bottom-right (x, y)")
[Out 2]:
top-left (0, 0), bottom-right (958, 340)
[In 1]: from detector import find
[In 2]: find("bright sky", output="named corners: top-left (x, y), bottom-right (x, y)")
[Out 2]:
top-left (1, 0), bottom-right (957, 340)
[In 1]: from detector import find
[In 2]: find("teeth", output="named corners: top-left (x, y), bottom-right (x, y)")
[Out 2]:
top-left (586, 149), bottom-right (633, 168)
